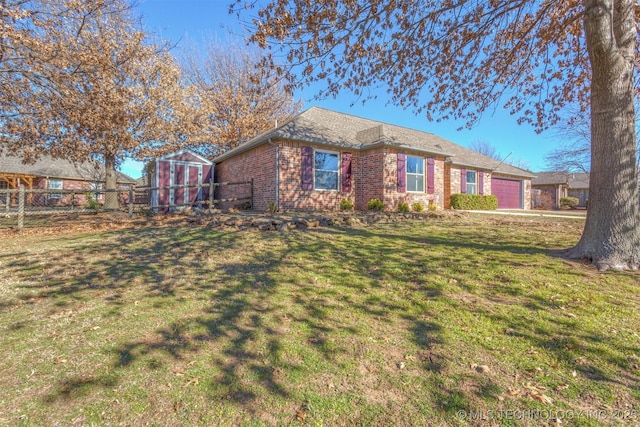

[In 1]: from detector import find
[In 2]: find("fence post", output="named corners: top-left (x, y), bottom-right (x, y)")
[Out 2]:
top-left (18, 185), bottom-right (24, 231)
top-left (128, 187), bottom-right (134, 219)
top-left (209, 181), bottom-right (214, 209)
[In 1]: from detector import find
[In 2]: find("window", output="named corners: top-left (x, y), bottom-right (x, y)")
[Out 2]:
top-left (49, 179), bottom-right (63, 199)
top-left (466, 171), bottom-right (477, 194)
top-left (90, 182), bottom-right (103, 200)
top-left (406, 155), bottom-right (424, 192)
top-left (314, 150), bottom-right (339, 190)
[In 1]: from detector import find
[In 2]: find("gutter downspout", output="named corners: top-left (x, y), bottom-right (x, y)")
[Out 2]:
top-left (267, 138), bottom-right (279, 210)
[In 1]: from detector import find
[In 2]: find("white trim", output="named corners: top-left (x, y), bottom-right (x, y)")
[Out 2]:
top-left (466, 170), bottom-right (477, 195)
top-left (406, 155), bottom-right (425, 193)
top-left (313, 149), bottom-right (340, 191)
top-left (48, 178), bottom-right (63, 199)
top-left (158, 149), bottom-right (212, 164)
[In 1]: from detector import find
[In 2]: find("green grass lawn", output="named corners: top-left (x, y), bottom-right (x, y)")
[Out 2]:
top-left (0, 215), bottom-right (638, 426)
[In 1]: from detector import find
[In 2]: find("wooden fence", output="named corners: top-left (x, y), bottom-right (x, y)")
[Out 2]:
top-left (0, 179), bottom-right (253, 231)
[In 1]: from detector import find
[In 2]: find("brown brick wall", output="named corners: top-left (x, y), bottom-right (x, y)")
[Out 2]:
top-left (215, 141), bottom-right (530, 212)
top-left (355, 148), bottom-right (385, 210)
top-left (278, 141), bottom-right (355, 211)
top-left (378, 148), bottom-right (445, 211)
top-left (215, 143), bottom-right (277, 211)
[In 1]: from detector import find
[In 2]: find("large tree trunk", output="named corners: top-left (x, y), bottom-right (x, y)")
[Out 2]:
top-left (568, 0), bottom-right (640, 270)
top-left (104, 153), bottom-right (119, 210)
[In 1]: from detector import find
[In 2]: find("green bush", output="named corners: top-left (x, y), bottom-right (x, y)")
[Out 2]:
top-left (428, 202), bottom-right (437, 211)
top-left (450, 194), bottom-right (498, 210)
top-left (267, 201), bottom-right (278, 214)
top-left (412, 202), bottom-right (424, 212)
top-left (367, 198), bottom-right (385, 211)
top-left (560, 197), bottom-right (579, 209)
top-left (340, 198), bottom-right (354, 211)
top-left (397, 202), bottom-right (410, 213)
top-left (85, 193), bottom-right (101, 210)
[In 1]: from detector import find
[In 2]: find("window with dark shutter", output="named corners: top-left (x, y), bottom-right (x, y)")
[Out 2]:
top-left (341, 152), bottom-right (352, 192)
top-left (397, 153), bottom-right (406, 193)
top-left (301, 146), bottom-right (314, 190)
top-left (427, 157), bottom-right (435, 194)
top-left (478, 172), bottom-right (484, 195)
top-left (460, 168), bottom-right (467, 193)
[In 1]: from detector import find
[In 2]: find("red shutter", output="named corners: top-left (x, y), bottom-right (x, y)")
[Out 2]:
top-left (478, 171), bottom-right (484, 195)
top-left (397, 153), bottom-right (406, 193)
top-left (301, 146), bottom-right (314, 190)
top-left (427, 157), bottom-right (435, 194)
top-left (341, 152), bottom-right (352, 192)
top-left (460, 168), bottom-right (467, 193)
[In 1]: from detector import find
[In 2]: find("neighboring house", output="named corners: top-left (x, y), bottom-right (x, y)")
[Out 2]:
top-left (150, 149), bottom-right (213, 208)
top-left (0, 149), bottom-right (135, 206)
top-left (567, 173), bottom-right (589, 207)
top-left (531, 171), bottom-right (589, 209)
top-left (213, 107), bottom-right (533, 212)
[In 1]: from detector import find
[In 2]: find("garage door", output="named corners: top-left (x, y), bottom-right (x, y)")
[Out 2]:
top-left (491, 178), bottom-right (522, 209)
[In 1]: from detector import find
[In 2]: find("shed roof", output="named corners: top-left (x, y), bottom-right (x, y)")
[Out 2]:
top-left (214, 107), bottom-right (534, 178)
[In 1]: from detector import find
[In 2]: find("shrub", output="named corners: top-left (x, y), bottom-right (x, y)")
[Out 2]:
top-left (267, 201), bottom-right (278, 214)
top-left (450, 194), bottom-right (498, 210)
top-left (532, 190), bottom-right (554, 210)
top-left (428, 202), bottom-right (437, 211)
top-left (85, 193), bottom-right (101, 210)
top-left (367, 198), bottom-right (385, 211)
top-left (397, 202), bottom-right (410, 213)
top-left (412, 202), bottom-right (424, 212)
top-left (560, 197), bottom-right (579, 209)
top-left (339, 198), bottom-right (354, 211)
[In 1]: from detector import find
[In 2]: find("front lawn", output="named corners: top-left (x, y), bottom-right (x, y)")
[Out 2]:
top-left (0, 215), bottom-right (638, 426)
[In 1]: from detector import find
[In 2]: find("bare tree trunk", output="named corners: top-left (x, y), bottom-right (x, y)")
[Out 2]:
top-left (568, 0), bottom-right (640, 270)
top-left (104, 153), bottom-right (119, 210)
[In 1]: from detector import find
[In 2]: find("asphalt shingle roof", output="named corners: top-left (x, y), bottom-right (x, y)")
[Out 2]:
top-left (0, 149), bottom-right (135, 183)
top-left (214, 107), bottom-right (534, 177)
top-left (532, 171), bottom-right (590, 189)
top-left (531, 171), bottom-right (569, 186)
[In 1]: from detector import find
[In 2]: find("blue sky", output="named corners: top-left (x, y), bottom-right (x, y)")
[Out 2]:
top-left (122, 0), bottom-right (559, 178)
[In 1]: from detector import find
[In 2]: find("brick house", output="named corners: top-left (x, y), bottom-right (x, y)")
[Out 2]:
top-left (531, 171), bottom-right (589, 209)
top-left (213, 107), bottom-right (533, 211)
top-left (0, 149), bottom-right (135, 206)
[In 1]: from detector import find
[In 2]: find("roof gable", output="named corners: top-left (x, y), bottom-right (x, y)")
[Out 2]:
top-left (158, 149), bottom-right (211, 164)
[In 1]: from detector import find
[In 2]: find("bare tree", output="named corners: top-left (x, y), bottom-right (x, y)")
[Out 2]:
top-left (546, 102), bottom-right (640, 173)
top-left (1, 0), bottom-right (192, 208)
top-left (179, 38), bottom-right (303, 158)
top-left (234, 0), bottom-right (639, 270)
top-left (469, 139), bottom-right (501, 160)
top-left (469, 139), bottom-right (531, 171)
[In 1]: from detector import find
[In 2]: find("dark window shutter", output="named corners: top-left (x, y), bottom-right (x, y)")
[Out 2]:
top-left (427, 157), bottom-right (435, 194)
top-left (341, 152), bottom-right (352, 192)
top-left (478, 171), bottom-right (484, 195)
top-left (301, 146), bottom-right (314, 190)
top-left (397, 153), bottom-right (406, 193)
top-left (460, 168), bottom-right (467, 193)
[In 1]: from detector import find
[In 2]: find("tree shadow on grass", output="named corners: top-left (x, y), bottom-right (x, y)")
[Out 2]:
top-left (4, 218), bottom-right (638, 423)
